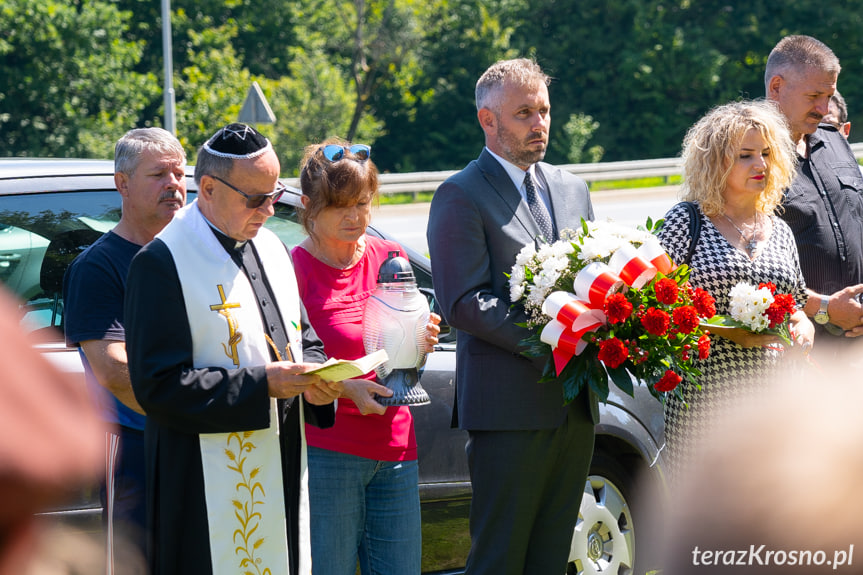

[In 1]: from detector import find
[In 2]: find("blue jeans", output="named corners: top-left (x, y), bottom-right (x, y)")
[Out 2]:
top-left (307, 446), bottom-right (421, 575)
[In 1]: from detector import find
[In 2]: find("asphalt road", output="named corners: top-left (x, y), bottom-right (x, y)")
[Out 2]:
top-left (373, 185), bottom-right (681, 255)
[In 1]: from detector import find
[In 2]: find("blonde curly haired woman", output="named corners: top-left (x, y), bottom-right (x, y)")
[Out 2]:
top-left (658, 100), bottom-right (814, 478)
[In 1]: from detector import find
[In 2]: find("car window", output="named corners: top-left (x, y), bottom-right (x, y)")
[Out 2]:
top-left (0, 191), bottom-right (434, 339)
top-left (0, 191), bottom-right (124, 334)
top-left (266, 202), bottom-right (310, 248)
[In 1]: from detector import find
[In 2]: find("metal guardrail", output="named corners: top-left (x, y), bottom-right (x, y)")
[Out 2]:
top-left (285, 143), bottom-right (863, 197)
top-left (365, 158), bottom-right (687, 197)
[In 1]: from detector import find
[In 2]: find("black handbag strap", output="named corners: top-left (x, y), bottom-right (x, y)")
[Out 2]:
top-left (681, 201), bottom-right (702, 266)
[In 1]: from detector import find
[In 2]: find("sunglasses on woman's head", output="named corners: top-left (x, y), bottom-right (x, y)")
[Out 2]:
top-left (319, 144), bottom-right (371, 162)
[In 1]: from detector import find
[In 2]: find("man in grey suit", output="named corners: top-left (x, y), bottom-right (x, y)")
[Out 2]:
top-left (427, 58), bottom-right (597, 574)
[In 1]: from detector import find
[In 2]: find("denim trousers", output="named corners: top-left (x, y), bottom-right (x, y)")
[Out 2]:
top-left (307, 446), bottom-right (422, 575)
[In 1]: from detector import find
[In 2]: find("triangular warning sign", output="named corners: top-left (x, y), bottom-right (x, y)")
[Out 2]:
top-left (238, 81), bottom-right (276, 124)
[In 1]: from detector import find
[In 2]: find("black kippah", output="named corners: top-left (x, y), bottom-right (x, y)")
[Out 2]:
top-left (203, 123), bottom-right (272, 159)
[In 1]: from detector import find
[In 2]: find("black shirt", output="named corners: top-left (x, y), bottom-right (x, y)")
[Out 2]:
top-left (778, 125), bottom-right (863, 340)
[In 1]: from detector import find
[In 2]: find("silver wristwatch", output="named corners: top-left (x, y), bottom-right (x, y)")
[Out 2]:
top-left (813, 295), bottom-right (830, 325)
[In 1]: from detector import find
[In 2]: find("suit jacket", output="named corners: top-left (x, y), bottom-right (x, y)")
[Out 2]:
top-left (427, 149), bottom-right (599, 431)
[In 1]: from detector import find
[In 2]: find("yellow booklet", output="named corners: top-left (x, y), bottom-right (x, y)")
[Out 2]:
top-left (306, 349), bottom-right (389, 383)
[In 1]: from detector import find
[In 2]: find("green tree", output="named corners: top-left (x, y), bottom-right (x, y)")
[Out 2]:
top-left (370, 0), bottom-right (518, 172)
top-left (284, 0), bottom-right (429, 144)
top-left (556, 113), bottom-right (603, 164)
top-left (174, 19), bottom-right (252, 159)
top-left (0, 0), bottom-right (158, 157)
top-left (264, 47), bottom-right (384, 175)
top-left (172, 17), bottom-right (378, 175)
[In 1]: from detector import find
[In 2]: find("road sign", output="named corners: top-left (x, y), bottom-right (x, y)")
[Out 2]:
top-left (238, 81), bottom-right (276, 124)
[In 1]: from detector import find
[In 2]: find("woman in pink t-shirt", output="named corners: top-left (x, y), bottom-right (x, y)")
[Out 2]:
top-left (292, 139), bottom-right (440, 575)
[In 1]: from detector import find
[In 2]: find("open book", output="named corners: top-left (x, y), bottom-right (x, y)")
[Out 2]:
top-left (306, 348), bottom-right (389, 383)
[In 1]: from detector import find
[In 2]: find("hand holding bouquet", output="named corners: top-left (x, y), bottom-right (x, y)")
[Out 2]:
top-left (509, 219), bottom-right (717, 404)
top-left (704, 282), bottom-right (798, 347)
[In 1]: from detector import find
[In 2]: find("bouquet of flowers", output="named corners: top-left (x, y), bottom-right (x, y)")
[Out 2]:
top-left (703, 281), bottom-right (797, 346)
top-left (509, 219), bottom-right (717, 403)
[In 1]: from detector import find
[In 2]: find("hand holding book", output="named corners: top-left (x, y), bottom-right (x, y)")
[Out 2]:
top-left (306, 349), bottom-right (389, 383)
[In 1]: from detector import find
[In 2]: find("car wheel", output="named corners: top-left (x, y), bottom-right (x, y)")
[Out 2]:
top-left (567, 452), bottom-right (637, 575)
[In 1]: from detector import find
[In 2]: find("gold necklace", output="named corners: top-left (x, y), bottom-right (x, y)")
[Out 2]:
top-left (722, 212), bottom-right (760, 257)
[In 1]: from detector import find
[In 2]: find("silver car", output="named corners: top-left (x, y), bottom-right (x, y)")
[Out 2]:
top-left (0, 158), bottom-right (666, 575)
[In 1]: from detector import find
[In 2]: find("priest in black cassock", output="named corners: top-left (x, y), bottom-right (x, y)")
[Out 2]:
top-left (125, 123), bottom-right (339, 575)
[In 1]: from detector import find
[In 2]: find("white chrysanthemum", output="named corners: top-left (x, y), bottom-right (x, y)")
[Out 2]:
top-left (541, 255), bottom-right (569, 274)
top-left (552, 240), bottom-right (575, 257)
top-left (729, 282), bottom-right (774, 331)
top-left (515, 244), bottom-right (537, 267)
top-left (753, 287), bottom-right (774, 310)
top-left (510, 283), bottom-right (525, 302)
top-left (535, 268), bottom-right (559, 291)
top-left (536, 243), bottom-right (558, 262)
top-left (510, 266), bottom-right (525, 286)
top-left (578, 236), bottom-right (620, 261)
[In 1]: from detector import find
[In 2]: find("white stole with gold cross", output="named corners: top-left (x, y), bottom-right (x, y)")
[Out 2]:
top-left (157, 201), bottom-right (310, 575)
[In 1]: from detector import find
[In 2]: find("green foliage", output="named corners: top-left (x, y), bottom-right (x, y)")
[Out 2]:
top-left (264, 47), bottom-right (384, 175)
top-left (556, 113), bottom-right (604, 164)
top-left (175, 23), bottom-right (252, 158)
top-left (0, 0), bottom-right (157, 157)
top-left (4, 0), bottom-right (863, 170)
top-left (369, 0), bottom-right (518, 172)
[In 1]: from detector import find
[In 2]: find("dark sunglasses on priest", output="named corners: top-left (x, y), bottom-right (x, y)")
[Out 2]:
top-left (211, 175), bottom-right (287, 209)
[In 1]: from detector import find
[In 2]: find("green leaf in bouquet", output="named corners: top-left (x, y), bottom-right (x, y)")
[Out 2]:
top-left (701, 315), bottom-right (736, 328)
top-left (587, 361), bottom-right (611, 403)
top-left (559, 356), bottom-right (586, 404)
top-left (606, 365), bottom-right (635, 397)
top-left (519, 331), bottom-right (551, 359)
top-left (560, 352), bottom-right (607, 404)
top-left (538, 355), bottom-right (559, 383)
top-left (565, 354), bottom-right (609, 403)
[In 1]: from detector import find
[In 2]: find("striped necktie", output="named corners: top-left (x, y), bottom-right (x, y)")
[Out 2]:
top-left (524, 171), bottom-right (554, 242)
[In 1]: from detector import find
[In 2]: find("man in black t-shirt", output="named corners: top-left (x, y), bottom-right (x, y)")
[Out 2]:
top-left (63, 128), bottom-right (187, 571)
top-left (766, 35), bottom-right (863, 358)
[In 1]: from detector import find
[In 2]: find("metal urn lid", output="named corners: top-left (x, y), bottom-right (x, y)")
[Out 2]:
top-left (377, 250), bottom-right (415, 283)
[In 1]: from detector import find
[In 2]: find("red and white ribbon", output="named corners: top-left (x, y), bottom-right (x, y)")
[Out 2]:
top-left (608, 243), bottom-right (658, 290)
top-left (636, 237), bottom-right (674, 275)
top-left (573, 262), bottom-right (623, 307)
top-left (541, 291), bottom-right (607, 330)
top-left (540, 291), bottom-right (606, 374)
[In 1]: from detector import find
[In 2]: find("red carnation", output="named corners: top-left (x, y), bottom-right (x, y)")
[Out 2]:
top-left (654, 278), bottom-right (680, 305)
top-left (692, 288), bottom-right (716, 318)
top-left (765, 293), bottom-right (796, 328)
top-left (604, 293), bottom-right (634, 324)
top-left (672, 305), bottom-right (700, 334)
top-left (641, 307), bottom-right (671, 336)
top-left (697, 334), bottom-right (711, 360)
top-left (654, 370), bottom-right (682, 392)
top-left (597, 337), bottom-right (629, 369)
top-left (758, 282), bottom-right (777, 294)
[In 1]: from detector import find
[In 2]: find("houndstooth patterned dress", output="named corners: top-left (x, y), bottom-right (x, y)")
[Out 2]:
top-left (658, 202), bottom-right (808, 479)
